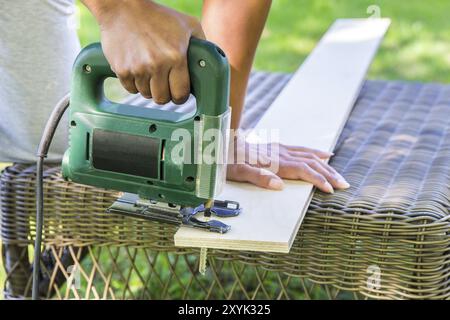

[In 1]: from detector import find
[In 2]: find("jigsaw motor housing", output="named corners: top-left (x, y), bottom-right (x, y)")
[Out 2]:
top-left (62, 38), bottom-right (230, 207)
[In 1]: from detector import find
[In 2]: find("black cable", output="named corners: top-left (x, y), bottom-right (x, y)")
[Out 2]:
top-left (32, 93), bottom-right (70, 300)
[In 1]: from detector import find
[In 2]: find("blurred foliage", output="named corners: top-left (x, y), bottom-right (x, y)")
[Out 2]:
top-left (58, 248), bottom-right (355, 300)
top-left (77, 0), bottom-right (450, 82)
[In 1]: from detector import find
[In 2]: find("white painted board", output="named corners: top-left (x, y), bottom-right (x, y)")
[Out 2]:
top-left (175, 19), bottom-right (391, 253)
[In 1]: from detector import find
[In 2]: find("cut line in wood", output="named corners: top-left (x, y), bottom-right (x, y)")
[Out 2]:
top-left (175, 18), bottom-right (391, 253)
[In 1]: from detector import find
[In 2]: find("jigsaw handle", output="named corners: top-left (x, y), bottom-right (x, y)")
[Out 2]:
top-left (70, 38), bottom-right (230, 118)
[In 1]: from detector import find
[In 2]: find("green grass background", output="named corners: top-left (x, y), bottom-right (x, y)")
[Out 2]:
top-left (1, 0), bottom-right (450, 299)
top-left (78, 0), bottom-right (450, 82)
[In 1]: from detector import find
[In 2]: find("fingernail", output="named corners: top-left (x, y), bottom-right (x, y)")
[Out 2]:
top-left (268, 178), bottom-right (284, 190)
top-left (337, 179), bottom-right (350, 189)
top-left (324, 181), bottom-right (334, 193)
top-left (320, 151), bottom-right (334, 159)
top-left (334, 173), bottom-right (350, 189)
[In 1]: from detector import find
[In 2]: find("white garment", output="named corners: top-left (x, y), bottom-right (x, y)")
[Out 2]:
top-left (0, 0), bottom-right (80, 163)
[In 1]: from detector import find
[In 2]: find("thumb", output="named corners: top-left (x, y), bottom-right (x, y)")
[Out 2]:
top-left (242, 165), bottom-right (284, 191)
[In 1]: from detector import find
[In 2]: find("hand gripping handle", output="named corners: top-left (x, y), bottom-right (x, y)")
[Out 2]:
top-left (70, 38), bottom-right (230, 118)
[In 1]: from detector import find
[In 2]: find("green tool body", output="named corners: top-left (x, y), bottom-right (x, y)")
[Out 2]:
top-left (32, 39), bottom-right (238, 301)
top-left (62, 39), bottom-right (233, 211)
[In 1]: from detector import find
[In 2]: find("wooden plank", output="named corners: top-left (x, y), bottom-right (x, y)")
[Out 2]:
top-left (175, 19), bottom-right (391, 253)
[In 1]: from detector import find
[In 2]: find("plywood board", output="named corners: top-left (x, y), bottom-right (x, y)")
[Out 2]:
top-left (175, 19), bottom-right (391, 253)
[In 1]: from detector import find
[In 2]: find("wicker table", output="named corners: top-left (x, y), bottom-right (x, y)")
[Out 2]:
top-left (1, 73), bottom-right (449, 299)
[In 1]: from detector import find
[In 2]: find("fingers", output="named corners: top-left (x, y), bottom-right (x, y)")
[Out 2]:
top-left (118, 47), bottom-right (192, 104)
top-left (227, 164), bottom-right (284, 191)
top-left (288, 151), bottom-right (329, 160)
top-left (115, 69), bottom-right (139, 94)
top-left (227, 139), bottom-right (350, 192)
top-left (169, 59), bottom-right (190, 104)
top-left (286, 145), bottom-right (333, 159)
top-left (117, 57), bottom-right (189, 105)
top-left (228, 159), bottom-right (349, 193)
top-left (227, 147), bottom-right (350, 193)
top-left (304, 159), bottom-right (350, 190)
top-left (166, 17), bottom-right (201, 104)
top-left (276, 161), bottom-right (333, 193)
top-left (150, 68), bottom-right (171, 105)
top-left (320, 162), bottom-right (350, 189)
top-left (134, 74), bottom-right (151, 98)
top-left (279, 156), bottom-right (351, 193)
top-left (114, 21), bottom-right (202, 103)
top-left (286, 152), bottom-right (350, 189)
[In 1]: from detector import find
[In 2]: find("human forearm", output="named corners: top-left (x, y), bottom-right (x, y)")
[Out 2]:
top-left (202, 0), bottom-right (272, 130)
top-left (80, 0), bottom-right (204, 104)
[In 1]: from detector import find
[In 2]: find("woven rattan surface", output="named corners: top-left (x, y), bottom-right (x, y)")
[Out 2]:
top-left (1, 72), bottom-right (450, 299)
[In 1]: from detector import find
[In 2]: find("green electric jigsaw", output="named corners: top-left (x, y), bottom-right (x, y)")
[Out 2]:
top-left (61, 38), bottom-right (241, 233)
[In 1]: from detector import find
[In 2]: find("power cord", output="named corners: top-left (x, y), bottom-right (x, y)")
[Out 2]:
top-left (32, 93), bottom-right (70, 300)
